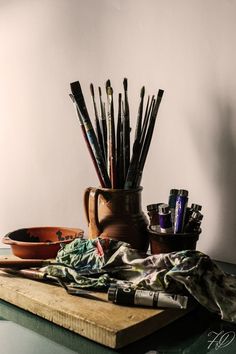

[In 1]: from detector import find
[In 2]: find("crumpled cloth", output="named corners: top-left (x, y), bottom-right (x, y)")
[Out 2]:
top-left (45, 237), bottom-right (236, 323)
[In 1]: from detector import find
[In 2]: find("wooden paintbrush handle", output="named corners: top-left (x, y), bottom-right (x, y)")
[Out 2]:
top-left (0, 257), bottom-right (50, 268)
top-left (1, 268), bottom-right (46, 279)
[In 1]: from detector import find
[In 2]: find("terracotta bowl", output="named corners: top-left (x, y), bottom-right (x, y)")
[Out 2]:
top-left (2, 226), bottom-right (84, 259)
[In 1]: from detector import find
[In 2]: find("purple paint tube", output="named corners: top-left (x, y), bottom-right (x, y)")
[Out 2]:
top-left (174, 189), bottom-right (189, 233)
top-left (168, 189), bottom-right (179, 225)
top-left (158, 203), bottom-right (173, 233)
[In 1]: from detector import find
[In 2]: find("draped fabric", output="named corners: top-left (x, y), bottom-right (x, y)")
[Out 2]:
top-left (45, 237), bottom-right (236, 323)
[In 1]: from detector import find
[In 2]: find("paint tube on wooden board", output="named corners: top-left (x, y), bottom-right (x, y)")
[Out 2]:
top-left (108, 286), bottom-right (188, 309)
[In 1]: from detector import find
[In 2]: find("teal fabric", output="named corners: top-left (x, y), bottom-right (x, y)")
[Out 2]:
top-left (45, 237), bottom-right (236, 323)
top-left (54, 237), bottom-right (125, 271)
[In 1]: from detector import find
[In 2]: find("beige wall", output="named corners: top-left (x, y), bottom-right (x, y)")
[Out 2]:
top-left (0, 0), bottom-right (236, 263)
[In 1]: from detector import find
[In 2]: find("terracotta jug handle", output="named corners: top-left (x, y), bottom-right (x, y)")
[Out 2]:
top-left (84, 187), bottom-right (92, 224)
top-left (84, 187), bottom-right (102, 237)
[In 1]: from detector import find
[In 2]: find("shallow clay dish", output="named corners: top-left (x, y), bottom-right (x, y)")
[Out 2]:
top-left (2, 226), bottom-right (84, 259)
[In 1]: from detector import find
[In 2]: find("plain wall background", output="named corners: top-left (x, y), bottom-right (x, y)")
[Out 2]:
top-left (0, 0), bottom-right (236, 263)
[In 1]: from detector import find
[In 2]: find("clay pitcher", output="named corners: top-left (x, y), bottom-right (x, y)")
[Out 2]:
top-left (84, 187), bottom-right (149, 251)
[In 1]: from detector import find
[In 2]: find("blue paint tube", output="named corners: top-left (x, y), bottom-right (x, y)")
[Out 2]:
top-left (174, 189), bottom-right (189, 233)
top-left (158, 203), bottom-right (173, 233)
top-left (168, 189), bottom-right (179, 225)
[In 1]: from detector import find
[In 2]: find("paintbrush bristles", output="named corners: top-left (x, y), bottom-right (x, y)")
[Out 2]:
top-left (141, 86), bottom-right (145, 97)
top-left (90, 83), bottom-right (95, 97)
top-left (158, 89), bottom-right (164, 98)
top-left (123, 78), bottom-right (128, 91)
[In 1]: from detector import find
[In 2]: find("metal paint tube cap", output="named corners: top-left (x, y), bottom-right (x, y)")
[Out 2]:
top-left (147, 204), bottom-right (158, 211)
top-left (191, 203), bottom-right (202, 211)
top-left (147, 203), bottom-right (163, 211)
top-left (158, 203), bottom-right (170, 214)
top-left (179, 189), bottom-right (189, 197)
top-left (170, 189), bottom-right (179, 195)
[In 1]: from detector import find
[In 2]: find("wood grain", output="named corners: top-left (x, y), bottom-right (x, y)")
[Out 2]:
top-left (0, 270), bottom-right (191, 348)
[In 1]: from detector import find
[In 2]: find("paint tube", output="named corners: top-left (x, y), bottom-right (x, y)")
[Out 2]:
top-left (108, 286), bottom-right (188, 309)
top-left (158, 203), bottom-right (173, 233)
top-left (168, 188), bottom-right (179, 225)
top-left (184, 210), bottom-right (203, 233)
top-left (185, 203), bottom-right (202, 227)
top-left (147, 203), bottom-right (163, 232)
top-left (174, 189), bottom-right (189, 233)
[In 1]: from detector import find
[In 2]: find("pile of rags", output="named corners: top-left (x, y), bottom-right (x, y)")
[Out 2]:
top-left (44, 237), bottom-right (236, 323)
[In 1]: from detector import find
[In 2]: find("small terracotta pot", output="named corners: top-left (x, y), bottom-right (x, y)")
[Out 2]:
top-left (2, 226), bottom-right (84, 259)
top-left (148, 226), bottom-right (200, 254)
top-left (84, 187), bottom-right (149, 251)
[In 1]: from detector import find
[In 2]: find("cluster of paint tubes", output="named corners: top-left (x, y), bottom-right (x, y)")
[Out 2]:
top-left (147, 189), bottom-right (203, 234)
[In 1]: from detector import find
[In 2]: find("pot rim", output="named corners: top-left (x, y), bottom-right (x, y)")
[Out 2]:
top-left (88, 186), bottom-right (143, 193)
top-left (148, 226), bottom-right (201, 238)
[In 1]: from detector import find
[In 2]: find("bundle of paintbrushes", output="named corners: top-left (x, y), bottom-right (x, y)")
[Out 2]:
top-left (70, 79), bottom-right (164, 189)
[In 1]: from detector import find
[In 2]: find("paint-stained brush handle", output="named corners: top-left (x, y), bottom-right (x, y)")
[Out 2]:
top-left (0, 267), bottom-right (47, 279)
top-left (0, 257), bottom-right (51, 268)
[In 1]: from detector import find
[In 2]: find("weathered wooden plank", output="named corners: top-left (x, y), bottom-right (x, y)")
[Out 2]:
top-left (0, 270), bottom-right (191, 348)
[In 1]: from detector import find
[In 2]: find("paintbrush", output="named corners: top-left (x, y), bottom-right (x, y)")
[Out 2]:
top-left (106, 85), bottom-right (117, 188)
top-left (134, 89), bottom-right (164, 187)
top-left (116, 93), bottom-right (122, 188)
top-left (124, 142), bottom-right (140, 189)
top-left (141, 95), bottom-right (150, 137)
top-left (0, 259), bottom-right (52, 269)
top-left (70, 94), bottom-right (106, 187)
top-left (106, 79), bottom-right (111, 88)
top-left (123, 78), bottom-right (130, 180)
top-left (134, 86), bottom-right (145, 143)
top-left (90, 83), bottom-right (105, 160)
top-left (98, 87), bottom-right (107, 163)
top-left (124, 86), bottom-right (146, 189)
top-left (140, 95), bottom-right (155, 150)
top-left (70, 81), bottom-right (111, 188)
top-left (0, 257), bottom-right (76, 269)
